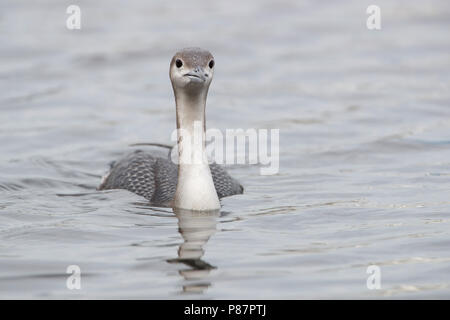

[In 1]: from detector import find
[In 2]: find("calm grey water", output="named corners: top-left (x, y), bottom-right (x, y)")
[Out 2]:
top-left (1, 0), bottom-right (450, 299)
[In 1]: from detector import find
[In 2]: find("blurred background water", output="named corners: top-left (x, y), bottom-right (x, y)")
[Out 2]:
top-left (0, 0), bottom-right (449, 298)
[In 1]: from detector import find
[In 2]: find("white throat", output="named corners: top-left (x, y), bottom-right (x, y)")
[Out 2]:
top-left (173, 90), bottom-right (220, 211)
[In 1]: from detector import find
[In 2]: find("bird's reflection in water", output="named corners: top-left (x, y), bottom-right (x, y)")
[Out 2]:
top-left (167, 208), bottom-right (220, 294)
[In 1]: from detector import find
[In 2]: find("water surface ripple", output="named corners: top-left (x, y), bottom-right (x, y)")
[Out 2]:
top-left (0, 0), bottom-right (449, 298)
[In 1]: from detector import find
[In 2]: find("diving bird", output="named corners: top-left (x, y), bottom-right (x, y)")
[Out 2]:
top-left (99, 48), bottom-right (243, 211)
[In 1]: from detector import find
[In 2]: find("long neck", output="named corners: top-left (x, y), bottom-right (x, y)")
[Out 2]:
top-left (173, 89), bottom-right (220, 211)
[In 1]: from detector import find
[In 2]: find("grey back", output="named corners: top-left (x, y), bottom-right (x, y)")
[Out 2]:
top-left (99, 150), bottom-right (243, 205)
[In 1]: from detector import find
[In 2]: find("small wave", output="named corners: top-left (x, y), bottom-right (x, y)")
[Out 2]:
top-left (0, 182), bottom-right (25, 191)
top-left (2, 86), bottom-right (63, 106)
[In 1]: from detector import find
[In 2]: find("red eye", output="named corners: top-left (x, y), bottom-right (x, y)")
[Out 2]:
top-left (209, 60), bottom-right (215, 68)
top-left (176, 59), bottom-right (183, 68)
